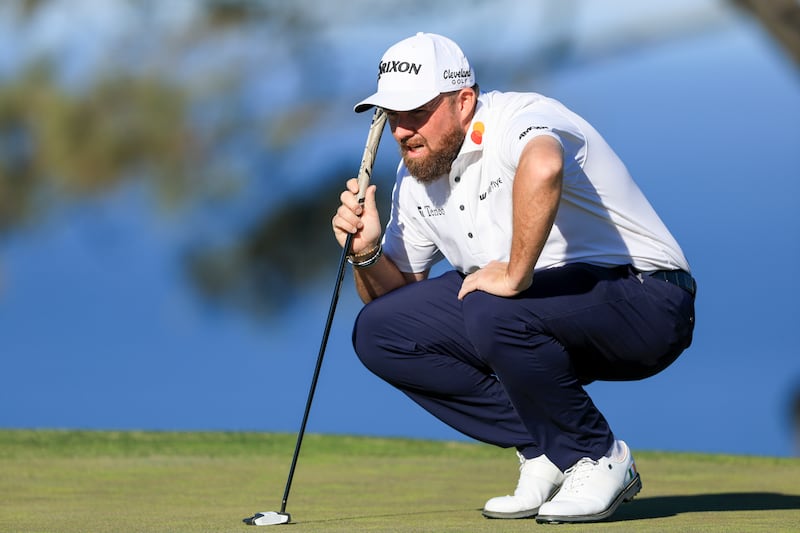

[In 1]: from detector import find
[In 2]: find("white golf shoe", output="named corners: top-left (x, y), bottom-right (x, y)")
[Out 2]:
top-left (536, 440), bottom-right (641, 523)
top-left (482, 452), bottom-right (564, 519)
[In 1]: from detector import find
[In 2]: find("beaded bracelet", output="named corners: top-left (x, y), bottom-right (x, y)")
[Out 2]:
top-left (349, 242), bottom-right (380, 260)
top-left (346, 243), bottom-right (383, 268)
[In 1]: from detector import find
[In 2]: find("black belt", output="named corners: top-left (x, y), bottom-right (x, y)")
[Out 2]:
top-left (647, 269), bottom-right (696, 296)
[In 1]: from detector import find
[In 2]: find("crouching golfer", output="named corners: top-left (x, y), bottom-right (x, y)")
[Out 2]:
top-left (332, 32), bottom-right (695, 523)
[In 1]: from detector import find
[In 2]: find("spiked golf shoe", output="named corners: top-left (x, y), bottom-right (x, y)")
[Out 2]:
top-left (536, 440), bottom-right (641, 523)
top-left (482, 452), bottom-right (564, 519)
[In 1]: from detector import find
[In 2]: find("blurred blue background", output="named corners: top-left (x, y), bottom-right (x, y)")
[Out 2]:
top-left (1, 0), bottom-right (798, 458)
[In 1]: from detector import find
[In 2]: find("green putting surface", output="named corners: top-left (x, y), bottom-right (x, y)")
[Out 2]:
top-left (1, 430), bottom-right (798, 532)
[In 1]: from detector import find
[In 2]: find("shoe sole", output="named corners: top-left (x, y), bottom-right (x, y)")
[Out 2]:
top-left (535, 473), bottom-right (642, 524)
top-left (482, 508), bottom-right (539, 519)
top-left (482, 485), bottom-right (562, 520)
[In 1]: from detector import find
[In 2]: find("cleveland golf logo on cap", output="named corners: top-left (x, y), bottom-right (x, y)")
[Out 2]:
top-left (444, 68), bottom-right (472, 85)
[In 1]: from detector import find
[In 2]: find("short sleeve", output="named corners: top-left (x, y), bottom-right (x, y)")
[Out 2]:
top-left (382, 176), bottom-right (444, 274)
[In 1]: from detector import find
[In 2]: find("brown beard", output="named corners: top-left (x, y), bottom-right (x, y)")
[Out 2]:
top-left (401, 125), bottom-right (465, 184)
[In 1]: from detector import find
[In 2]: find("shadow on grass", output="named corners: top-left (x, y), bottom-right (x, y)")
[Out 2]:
top-left (284, 493), bottom-right (800, 526)
top-left (612, 492), bottom-right (800, 521)
top-left (296, 493), bottom-right (800, 526)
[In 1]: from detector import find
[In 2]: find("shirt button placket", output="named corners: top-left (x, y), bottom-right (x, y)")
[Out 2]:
top-left (454, 174), bottom-right (475, 242)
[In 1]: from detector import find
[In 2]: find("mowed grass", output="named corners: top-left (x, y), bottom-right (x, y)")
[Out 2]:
top-left (1, 430), bottom-right (799, 532)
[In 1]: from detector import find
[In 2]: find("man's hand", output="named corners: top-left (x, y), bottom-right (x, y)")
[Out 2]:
top-left (457, 260), bottom-right (533, 300)
top-left (332, 178), bottom-right (382, 255)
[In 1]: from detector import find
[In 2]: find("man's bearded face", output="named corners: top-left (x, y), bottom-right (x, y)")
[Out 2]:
top-left (401, 122), bottom-right (465, 183)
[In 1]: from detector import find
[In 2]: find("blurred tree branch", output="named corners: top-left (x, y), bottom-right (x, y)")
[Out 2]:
top-left (0, 63), bottom-right (190, 231)
top-left (731, 0), bottom-right (800, 66)
top-left (0, 1), bottom-right (344, 316)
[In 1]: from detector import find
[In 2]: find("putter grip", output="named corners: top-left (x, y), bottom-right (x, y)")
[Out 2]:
top-left (355, 108), bottom-right (387, 203)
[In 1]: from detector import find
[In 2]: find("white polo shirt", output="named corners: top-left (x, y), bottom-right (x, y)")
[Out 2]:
top-left (382, 90), bottom-right (690, 275)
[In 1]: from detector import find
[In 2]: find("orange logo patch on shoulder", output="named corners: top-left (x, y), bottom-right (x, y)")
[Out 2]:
top-left (471, 121), bottom-right (485, 144)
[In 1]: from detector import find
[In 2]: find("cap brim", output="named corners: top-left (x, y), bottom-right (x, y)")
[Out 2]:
top-left (353, 90), bottom-right (439, 113)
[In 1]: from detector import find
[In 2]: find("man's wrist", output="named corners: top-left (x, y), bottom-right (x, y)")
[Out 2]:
top-left (505, 267), bottom-right (534, 293)
top-left (347, 242), bottom-right (383, 268)
top-left (349, 242), bottom-right (380, 260)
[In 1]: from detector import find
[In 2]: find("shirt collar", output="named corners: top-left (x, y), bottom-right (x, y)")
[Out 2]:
top-left (458, 99), bottom-right (487, 158)
top-left (449, 100), bottom-right (486, 178)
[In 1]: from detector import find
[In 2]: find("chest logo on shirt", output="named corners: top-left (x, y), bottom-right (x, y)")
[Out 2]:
top-left (479, 177), bottom-right (504, 201)
top-left (417, 205), bottom-right (446, 217)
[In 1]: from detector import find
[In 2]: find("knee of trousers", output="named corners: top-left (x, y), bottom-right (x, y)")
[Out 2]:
top-left (351, 299), bottom-right (408, 380)
top-left (461, 291), bottom-right (541, 367)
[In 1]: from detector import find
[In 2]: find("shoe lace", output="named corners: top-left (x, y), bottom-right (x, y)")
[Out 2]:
top-left (515, 451), bottom-right (526, 471)
top-left (561, 457), bottom-right (598, 493)
top-left (510, 452), bottom-right (527, 493)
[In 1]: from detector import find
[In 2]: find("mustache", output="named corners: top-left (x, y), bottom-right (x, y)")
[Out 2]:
top-left (400, 135), bottom-right (424, 151)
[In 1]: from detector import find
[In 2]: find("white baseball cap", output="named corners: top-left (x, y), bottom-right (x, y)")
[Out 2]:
top-left (354, 32), bottom-right (475, 113)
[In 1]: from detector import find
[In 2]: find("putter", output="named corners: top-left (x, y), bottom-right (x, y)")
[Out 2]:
top-left (244, 107), bottom-right (387, 526)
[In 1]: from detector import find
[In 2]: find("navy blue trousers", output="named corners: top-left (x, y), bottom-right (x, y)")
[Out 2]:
top-left (353, 263), bottom-right (695, 471)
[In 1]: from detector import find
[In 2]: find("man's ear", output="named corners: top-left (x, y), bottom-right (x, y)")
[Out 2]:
top-left (457, 88), bottom-right (477, 121)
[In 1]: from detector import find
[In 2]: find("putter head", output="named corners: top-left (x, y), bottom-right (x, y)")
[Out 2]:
top-left (243, 511), bottom-right (291, 526)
